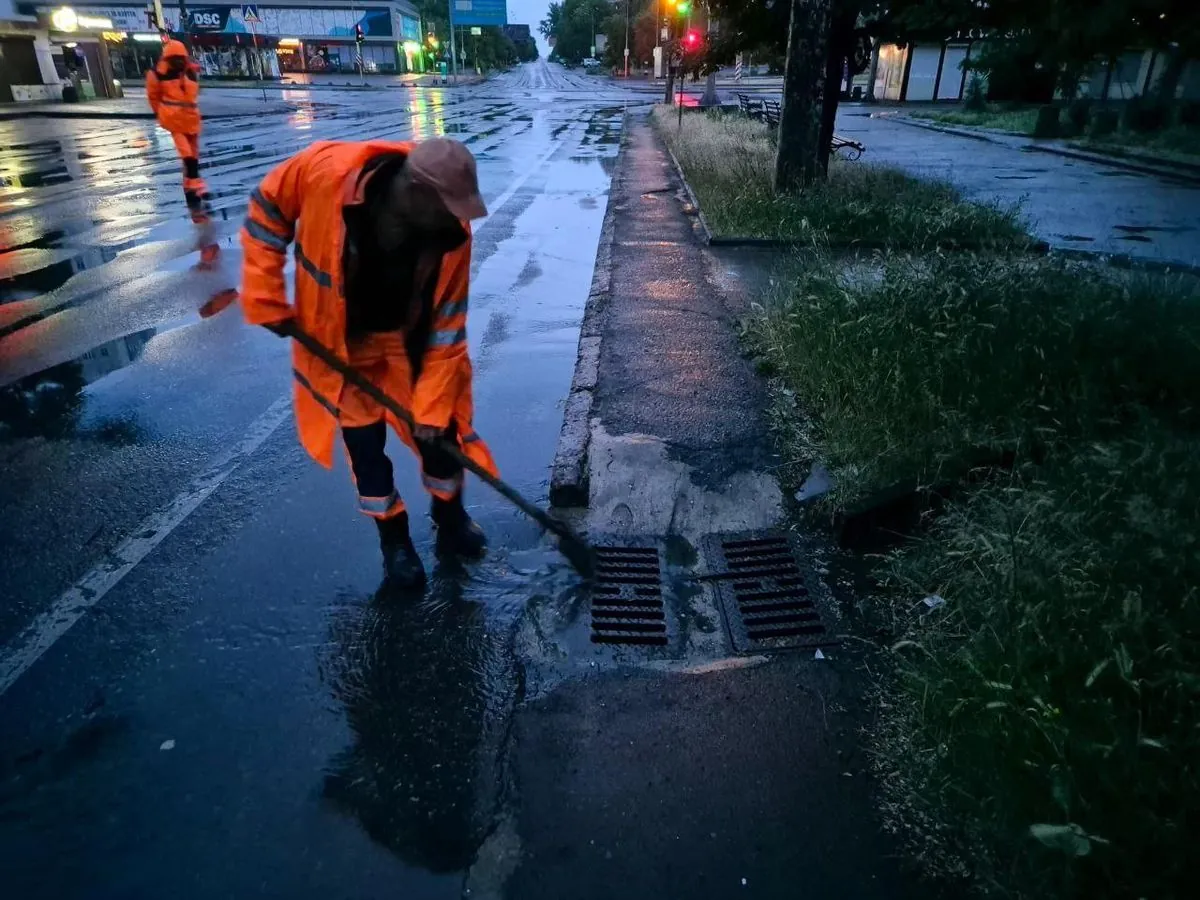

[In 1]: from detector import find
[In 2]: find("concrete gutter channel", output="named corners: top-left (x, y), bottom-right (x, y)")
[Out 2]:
top-left (490, 110), bottom-right (915, 899)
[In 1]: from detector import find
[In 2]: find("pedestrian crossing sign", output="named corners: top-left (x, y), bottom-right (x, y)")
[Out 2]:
top-left (242, 4), bottom-right (260, 24)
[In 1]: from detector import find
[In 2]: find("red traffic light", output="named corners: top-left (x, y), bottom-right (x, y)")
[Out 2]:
top-left (685, 31), bottom-right (700, 46)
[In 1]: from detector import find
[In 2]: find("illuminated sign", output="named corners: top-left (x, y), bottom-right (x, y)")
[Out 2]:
top-left (49, 7), bottom-right (115, 31)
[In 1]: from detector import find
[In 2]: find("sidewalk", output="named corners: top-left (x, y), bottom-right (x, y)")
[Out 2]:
top-left (842, 111), bottom-right (1200, 268)
top-left (0, 89), bottom-right (298, 121)
top-left (502, 113), bottom-right (914, 900)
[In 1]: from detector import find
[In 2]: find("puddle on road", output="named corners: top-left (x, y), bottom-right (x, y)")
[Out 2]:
top-left (0, 328), bottom-right (156, 442)
top-left (319, 549), bottom-right (577, 870)
top-left (0, 245), bottom-right (121, 303)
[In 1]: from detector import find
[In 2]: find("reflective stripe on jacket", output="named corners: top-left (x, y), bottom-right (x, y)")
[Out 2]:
top-left (145, 60), bottom-right (200, 134)
top-left (239, 140), bottom-right (496, 477)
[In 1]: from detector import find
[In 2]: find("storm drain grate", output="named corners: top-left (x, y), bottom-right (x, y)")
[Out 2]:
top-left (703, 532), bottom-right (835, 652)
top-left (590, 545), bottom-right (668, 646)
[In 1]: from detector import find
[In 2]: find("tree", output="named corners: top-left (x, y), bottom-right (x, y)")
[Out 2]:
top-left (775, 0), bottom-right (834, 191)
top-left (541, 0), bottom-right (617, 64)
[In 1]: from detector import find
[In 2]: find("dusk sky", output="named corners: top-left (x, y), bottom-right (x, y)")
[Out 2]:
top-left (506, 0), bottom-right (552, 54)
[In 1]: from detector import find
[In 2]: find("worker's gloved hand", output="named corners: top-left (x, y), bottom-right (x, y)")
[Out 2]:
top-left (413, 424), bottom-right (444, 442)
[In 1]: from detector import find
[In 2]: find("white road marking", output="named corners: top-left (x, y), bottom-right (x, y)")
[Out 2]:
top-left (0, 136), bottom-right (573, 697)
top-left (0, 396), bottom-right (293, 696)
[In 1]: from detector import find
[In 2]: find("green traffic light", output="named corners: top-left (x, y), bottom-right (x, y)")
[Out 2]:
top-left (676, 1), bottom-right (690, 13)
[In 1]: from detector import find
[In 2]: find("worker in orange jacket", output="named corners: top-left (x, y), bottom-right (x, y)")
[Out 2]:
top-left (240, 138), bottom-right (496, 588)
top-left (146, 40), bottom-right (217, 265)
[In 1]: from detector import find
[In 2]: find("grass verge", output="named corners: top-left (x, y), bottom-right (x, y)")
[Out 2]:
top-left (652, 106), bottom-right (1030, 248)
top-left (1079, 124), bottom-right (1200, 166)
top-left (910, 105), bottom-right (1040, 135)
top-left (747, 253), bottom-right (1200, 898)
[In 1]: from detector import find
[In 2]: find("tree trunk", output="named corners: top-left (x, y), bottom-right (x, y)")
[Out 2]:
top-left (774, 0), bottom-right (833, 193)
top-left (818, 4), bottom-right (858, 177)
top-left (865, 39), bottom-right (880, 102)
top-left (701, 70), bottom-right (719, 107)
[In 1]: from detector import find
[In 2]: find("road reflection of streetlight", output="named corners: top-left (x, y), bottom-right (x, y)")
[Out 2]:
top-left (409, 94), bottom-right (427, 139)
top-left (430, 91), bottom-right (445, 137)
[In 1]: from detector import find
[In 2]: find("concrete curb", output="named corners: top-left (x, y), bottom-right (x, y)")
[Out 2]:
top-left (883, 114), bottom-right (1017, 145)
top-left (548, 117), bottom-right (627, 508)
top-left (660, 139), bottom-right (720, 245)
top-left (1026, 142), bottom-right (1200, 184)
top-left (887, 114), bottom-right (1200, 185)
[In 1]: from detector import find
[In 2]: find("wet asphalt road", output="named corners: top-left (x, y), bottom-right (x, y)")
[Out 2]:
top-left (0, 62), bottom-right (640, 898)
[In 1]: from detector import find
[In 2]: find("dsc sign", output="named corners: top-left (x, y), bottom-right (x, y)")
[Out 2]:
top-left (188, 8), bottom-right (229, 31)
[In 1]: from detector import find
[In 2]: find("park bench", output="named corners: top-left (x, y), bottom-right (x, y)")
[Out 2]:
top-left (831, 134), bottom-right (865, 160)
top-left (735, 94), bottom-right (866, 160)
top-left (736, 92), bottom-right (764, 119)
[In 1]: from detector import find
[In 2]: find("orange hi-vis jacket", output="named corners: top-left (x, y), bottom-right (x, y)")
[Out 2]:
top-left (145, 43), bottom-right (201, 135)
top-left (239, 140), bottom-right (497, 476)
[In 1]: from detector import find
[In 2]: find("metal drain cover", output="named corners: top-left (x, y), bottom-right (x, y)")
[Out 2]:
top-left (589, 544), bottom-right (667, 646)
top-left (703, 531), bottom-right (835, 652)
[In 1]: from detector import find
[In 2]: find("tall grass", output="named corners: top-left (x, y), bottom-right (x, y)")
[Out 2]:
top-left (652, 106), bottom-right (1030, 248)
top-left (751, 253), bottom-right (1200, 503)
top-left (748, 253), bottom-right (1200, 898)
top-left (910, 105), bottom-right (1041, 135)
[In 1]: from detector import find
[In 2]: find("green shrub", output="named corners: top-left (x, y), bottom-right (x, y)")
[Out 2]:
top-left (1179, 100), bottom-right (1200, 127)
top-left (1088, 107), bottom-right (1120, 137)
top-left (963, 75), bottom-right (987, 112)
top-left (1123, 94), bottom-right (1170, 133)
top-left (1033, 104), bottom-right (1060, 138)
top-left (1064, 97), bottom-right (1092, 136)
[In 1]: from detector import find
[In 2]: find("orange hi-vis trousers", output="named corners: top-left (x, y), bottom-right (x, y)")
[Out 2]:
top-left (170, 132), bottom-right (209, 221)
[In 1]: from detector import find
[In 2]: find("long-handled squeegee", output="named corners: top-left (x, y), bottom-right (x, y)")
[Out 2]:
top-left (276, 321), bottom-right (596, 580)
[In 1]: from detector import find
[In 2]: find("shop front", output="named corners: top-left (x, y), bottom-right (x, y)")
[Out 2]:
top-left (27, 4), bottom-right (423, 79)
top-left (157, 5), bottom-right (406, 76)
top-left (39, 6), bottom-right (121, 99)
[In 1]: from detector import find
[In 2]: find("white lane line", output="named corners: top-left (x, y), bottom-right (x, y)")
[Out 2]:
top-left (0, 396), bottom-right (293, 696)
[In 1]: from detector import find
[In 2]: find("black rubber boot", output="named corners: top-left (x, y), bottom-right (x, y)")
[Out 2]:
top-left (376, 512), bottom-right (426, 589)
top-left (431, 494), bottom-right (487, 559)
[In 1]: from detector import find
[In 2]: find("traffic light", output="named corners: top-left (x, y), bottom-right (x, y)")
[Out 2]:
top-left (676, 1), bottom-right (691, 14)
top-left (685, 30), bottom-right (700, 48)
top-left (355, 24), bottom-right (364, 44)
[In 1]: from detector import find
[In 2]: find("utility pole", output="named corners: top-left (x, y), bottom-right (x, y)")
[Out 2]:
top-left (178, 0), bottom-right (189, 49)
top-left (624, 0), bottom-right (630, 77)
top-left (447, 0), bottom-right (458, 82)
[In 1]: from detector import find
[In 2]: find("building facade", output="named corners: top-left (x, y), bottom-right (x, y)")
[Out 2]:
top-left (871, 40), bottom-right (1200, 104)
top-left (0, 0), bottom-right (426, 103)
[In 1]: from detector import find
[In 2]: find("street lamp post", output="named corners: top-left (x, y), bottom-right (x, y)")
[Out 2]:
top-left (447, 0), bottom-right (458, 82)
top-left (177, 0), bottom-right (189, 48)
top-left (624, 0), bottom-right (630, 77)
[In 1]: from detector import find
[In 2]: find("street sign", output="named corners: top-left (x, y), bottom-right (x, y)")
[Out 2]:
top-left (470, 26), bottom-right (481, 35)
top-left (241, 4), bottom-right (259, 24)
